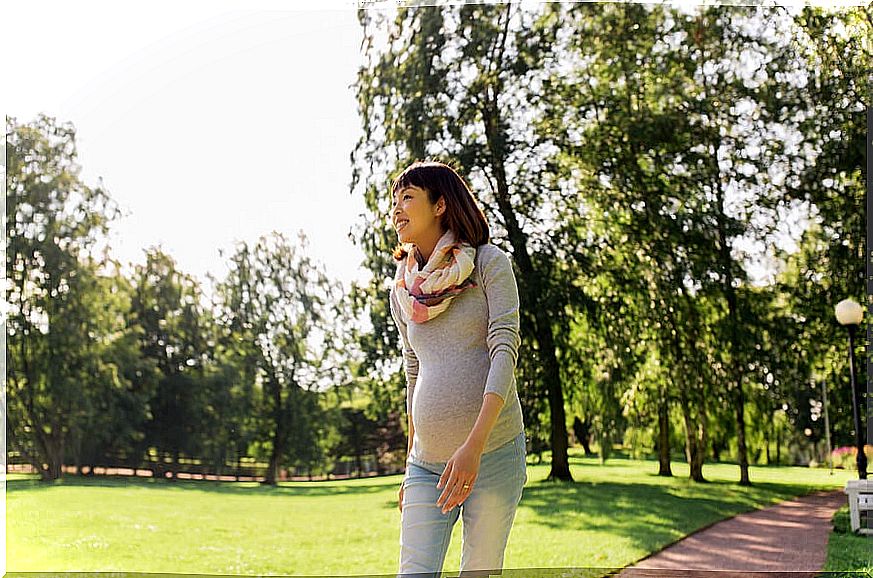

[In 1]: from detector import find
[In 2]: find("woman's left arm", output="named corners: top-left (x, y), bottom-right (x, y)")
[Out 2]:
top-left (437, 396), bottom-right (507, 513)
top-left (436, 394), bottom-right (504, 512)
top-left (437, 248), bottom-right (520, 513)
top-left (464, 392), bottom-right (505, 453)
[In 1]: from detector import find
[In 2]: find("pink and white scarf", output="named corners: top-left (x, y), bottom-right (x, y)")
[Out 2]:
top-left (394, 229), bottom-right (478, 324)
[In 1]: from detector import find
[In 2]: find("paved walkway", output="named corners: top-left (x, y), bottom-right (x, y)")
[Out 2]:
top-left (619, 490), bottom-right (847, 578)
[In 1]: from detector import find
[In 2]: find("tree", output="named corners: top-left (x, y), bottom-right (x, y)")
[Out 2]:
top-left (532, 3), bottom-right (720, 480)
top-left (354, 3), bottom-right (581, 481)
top-left (6, 115), bottom-right (122, 480)
top-left (131, 247), bottom-right (211, 478)
top-left (66, 261), bottom-right (158, 473)
top-left (213, 231), bottom-right (343, 485)
top-left (536, 3), bottom-right (839, 483)
top-left (350, 4), bottom-right (868, 483)
top-left (775, 6), bottom-right (871, 450)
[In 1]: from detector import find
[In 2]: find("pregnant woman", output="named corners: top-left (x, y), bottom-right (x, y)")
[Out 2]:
top-left (388, 160), bottom-right (527, 577)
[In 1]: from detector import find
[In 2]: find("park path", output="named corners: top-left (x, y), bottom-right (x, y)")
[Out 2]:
top-left (618, 490), bottom-right (846, 578)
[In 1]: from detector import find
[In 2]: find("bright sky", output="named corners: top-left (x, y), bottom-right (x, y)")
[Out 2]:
top-left (4, 0), bottom-right (372, 300)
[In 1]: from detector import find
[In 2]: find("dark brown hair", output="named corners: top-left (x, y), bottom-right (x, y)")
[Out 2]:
top-left (390, 160), bottom-right (490, 261)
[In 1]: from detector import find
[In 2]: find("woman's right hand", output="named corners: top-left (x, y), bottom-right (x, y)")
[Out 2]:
top-left (398, 481), bottom-right (405, 512)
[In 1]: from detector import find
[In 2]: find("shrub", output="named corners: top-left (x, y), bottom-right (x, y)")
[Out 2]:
top-left (831, 445), bottom-right (873, 469)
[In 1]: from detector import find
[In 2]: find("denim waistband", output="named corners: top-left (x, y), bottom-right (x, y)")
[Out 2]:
top-left (407, 430), bottom-right (525, 474)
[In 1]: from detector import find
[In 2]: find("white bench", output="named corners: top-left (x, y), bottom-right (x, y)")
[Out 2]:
top-left (844, 479), bottom-right (873, 535)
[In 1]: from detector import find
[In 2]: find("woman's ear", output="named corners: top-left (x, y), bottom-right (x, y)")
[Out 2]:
top-left (435, 197), bottom-right (446, 217)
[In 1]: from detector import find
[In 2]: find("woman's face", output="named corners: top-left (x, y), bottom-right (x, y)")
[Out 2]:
top-left (392, 185), bottom-right (444, 245)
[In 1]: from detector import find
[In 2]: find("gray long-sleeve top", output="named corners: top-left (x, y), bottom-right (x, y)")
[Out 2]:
top-left (389, 243), bottom-right (525, 464)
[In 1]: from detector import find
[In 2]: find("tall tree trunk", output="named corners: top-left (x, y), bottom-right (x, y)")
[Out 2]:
top-left (657, 397), bottom-right (672, 476)
top-left (598, 429), bottom-right (611, 464)
top-left (665, 292), bottom-right (706, 482)
top-left (264, 377), bottom-right (286, 486)
top-left (266, 443), bottom-right (282, 485)
top-left (676, 360), bottom-right (707, 483)
top-left (776, 427), bottom-right (782, 465)
top-left (481, 89), bottom-right (572, 482)
top-left (498, 209), bottom-right (571, 481)
top-left (734, 382), bottom-right (750, 484)
top-left (693, 418), bottom-right (708, 482)
top-left (711, 99), bottom-right (751, 487)
top-left (573, 416), bottom-right (594, 457)
top-left (34, 429), bottom-right (65, 481)
top-left (353, 420), bottom-right (363, 478)
top-left (468, 6), bottom-right (571, 482)
top-left (680, 397), bottom-right (706, 483)
top-left (42, 434), bottom-right (65, 481)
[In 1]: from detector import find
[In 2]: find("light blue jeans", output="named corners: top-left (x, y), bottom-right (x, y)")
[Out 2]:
top-left (398, 431), bottom-right (527, 577)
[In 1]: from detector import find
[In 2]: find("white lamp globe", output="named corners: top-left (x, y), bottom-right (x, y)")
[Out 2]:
top-left (835, 298), bottom-right (864, 326)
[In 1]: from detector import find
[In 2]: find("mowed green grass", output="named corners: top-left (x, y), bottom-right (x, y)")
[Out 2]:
top-left (824, 507), bottom-right (873, 575)
top-left (7, 456), bottom-right (855, 575)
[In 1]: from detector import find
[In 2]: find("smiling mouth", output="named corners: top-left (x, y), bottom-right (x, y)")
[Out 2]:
top-left (396, 220), bottom-right (409, 232)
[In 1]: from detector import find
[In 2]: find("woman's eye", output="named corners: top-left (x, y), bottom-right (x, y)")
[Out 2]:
top-left (403, 195), bottom-right (412, 200)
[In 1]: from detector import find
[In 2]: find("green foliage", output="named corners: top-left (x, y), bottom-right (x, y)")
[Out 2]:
top-left (6, 115), bottom-right (126, 480)
top-left (131, 248), bottom-right (211, 470)
top-left (772, 6), bottom-right (870, 450)
top-left (355, 2), bottom-right (584, 479)
top-left (66, 266), bottom-right (157, 470)
top-left (351, 6), bottom-right (456, 424)
top-left (351, 3), bottom-right (869, 483)
top-left (6, 3), bottom-right (868, 490)
top-left (534, 3), bottom-right (868, 480)
top-left (210, 231), bottom-right (347, 484)
top-left (6, 114), bottom-right (360, 481)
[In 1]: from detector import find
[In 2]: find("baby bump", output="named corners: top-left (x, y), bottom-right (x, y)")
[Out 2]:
top-left (411, 366), bottom-right (489, 443)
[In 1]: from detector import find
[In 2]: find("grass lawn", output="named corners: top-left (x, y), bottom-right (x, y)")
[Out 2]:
top-left (7, 455), bottom-right (855, 575)
top-left (824, 506), bottom-right (873, 576)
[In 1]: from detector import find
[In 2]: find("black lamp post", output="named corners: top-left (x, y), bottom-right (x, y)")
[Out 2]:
top-left (835, 298), bottom-right (867, 480)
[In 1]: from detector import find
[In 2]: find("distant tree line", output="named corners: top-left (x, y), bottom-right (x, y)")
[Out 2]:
top-left (6, 115), bottom-right (405, 482)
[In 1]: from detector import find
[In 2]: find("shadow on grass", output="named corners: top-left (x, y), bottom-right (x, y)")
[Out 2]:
top-left (516, 476), bottom-right (838, 557)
